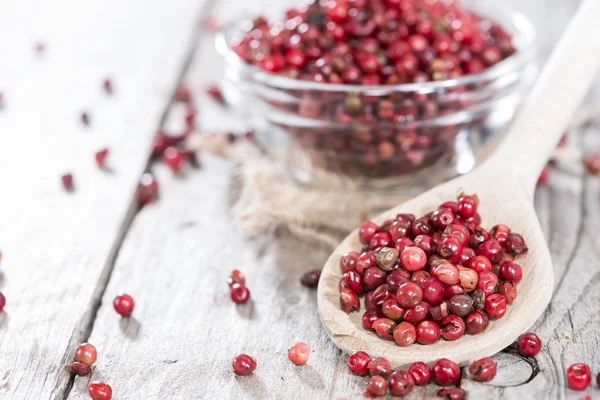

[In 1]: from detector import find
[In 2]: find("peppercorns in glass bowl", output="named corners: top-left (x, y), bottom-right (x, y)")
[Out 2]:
top-left (216, 0), bottom-right (537, 191)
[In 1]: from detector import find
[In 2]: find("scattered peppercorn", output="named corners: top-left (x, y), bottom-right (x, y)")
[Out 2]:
top-left (301, 269), bottom-right (322, 288)
top-left (113, 293), bottom-right (135, 317)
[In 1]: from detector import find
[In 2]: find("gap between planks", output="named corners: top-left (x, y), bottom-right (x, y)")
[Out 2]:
top-left (51, 1), bottom-right (218, 398)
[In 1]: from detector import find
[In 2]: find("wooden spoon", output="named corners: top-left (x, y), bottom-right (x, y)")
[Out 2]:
top-left (317, 0), bottom-right (600, 367)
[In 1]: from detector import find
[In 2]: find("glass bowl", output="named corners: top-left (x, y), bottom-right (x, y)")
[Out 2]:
top-left (216, 0), bottom-right (537, 192)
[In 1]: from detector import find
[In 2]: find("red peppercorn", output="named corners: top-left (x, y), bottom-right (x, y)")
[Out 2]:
top-left (348, 351), bottom-right (371, 376)
top-left (69, 361), bottom-right (91, 376)
top-left (227, 269), bottom-right (245, 287)
top-left (80, 112), bottom-right (91, 126)
top-left (373, 318), bottom-right (396, 340)
top-left (113, 293), bottom-right (135, 317)
top-left (386, 269), bottom-right (409, 291)
top-left (0, 292), bottom-right (5, 312)
top-left (432, 358), bottom-right (460, 386)
top-left (393, 321), bottom-right (417, 347)
top-left (477, 271), bottom-right (499, 297)
top-left (340, 288), bottom-right (360, 312)
top-left (95, 148), bottom-right (109, 168)
top-left (300, 269), bottom-right (321, 288)
top-left (439, 236), bottom-right (462, 261)
top-left (340, 251), bottom-right (359, 273)
top-left (368, 356), bottom-right (393, 379)
top-left (231, 283), bottom-right (251, 304)
top-left (408, 361), bottom-right (431, 385)
top-left (345, 270), bottom-right (363, 293)
top-left (457, 195), bottom-right (478, 219)
top-left (499, 261), bottom-right (522, 282)
top-left (88, 382), bottom-right (112, 400)
top-left (232, 354), bottom-right (257, 375)
top-left (505, 233), bottom-right (528, 255)
top-left (400, 246), bottom-right (427, 271)
top-left (369, 232), bottom-right (393, 250)
top-left (477, 239), bottom-right (503, 263)
top-left (416, 320), bottom-right (440, 345)
top-left (468, 255), bottom-right (492, 273)
top-left (403, 302), bottom-right (429, 324)
top-left (366, 375), bottom-right (388, 397)
top-left (566, 363), bottom-right (592, 391)
top-left (288, 342), bottom-right (310, 365)
top-left (163, 147), bottom-right (185, 171)
top-left (382, 297), bottom-right (405, 320)
top-left (389, 370), bottom-right (415, 396)
top-left (485, 294), bottom-right (507, 319)
top-left (584, 153), bottom-right (600, 175)
top-left (441, 315), bottom-right (466, 341)
top-left (517, 332), bottom-right (542, 357)
top-left (103, 78), bottom-right (113, 94)
top-left (396, 281), bottom-right (422, 309)
top-left (61, 173), bottom-right (75, 191)
top-left (437, 387), bottom-right (466, 400)
top-left (356, 252), bottom-right (377, 275)
top-left (362, 309), bottom-right (382, 330)
top-left (469, 357), bottom-right (497, 382)
top-left (359, 221), bottom-right (379, 244)
top-left (136, 173), bottom-right (159, 205)
top-left (431, 262), bottom-right (459, 285)
top-left (498, 281), bottom-right (517, 304)
top-left (458, 266), bottom-right (479, 292)
top-left (465, 310), bottom-right (489, 335)
top-left (75, 343), bottom-right (97, 366)
top-left (422, 277), bottom-right (445, 305)
top-left (176, 86), bottom-right (193, 103)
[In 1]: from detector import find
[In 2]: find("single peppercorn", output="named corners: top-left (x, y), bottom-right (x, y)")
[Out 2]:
top-left (348, 351), bottom-right (371, 376)
top-left (75, 343), bottom-right (97, 366)
top-left (88, 382), bottom-right (112, 400)
top-left (69, 361), bottom-right (91, 376)
top-left (232, 354), bottom-right (257, 375)
top-left (408, 361), bottom-right (431, 385)
top-left (231, 283), bottom-right (251, 304)
top-left (365, 375), bottom-right (387, 397)
top-left (113, 293), bottom-right (135, 317)
top-left (301, 269), bottom-right (321, 288)
top-left (469, 357), bottom-right (497, 382)
top-left (432, 358), bottom-right (460, 386)
top-left (288, 342), bottom-right (310, 365)
top-left (517, 333), bottom-right (542, 357)
top-left (389, 370), bottom-right (415, 396)
top-left (566, 363), bottom-right (592, 391)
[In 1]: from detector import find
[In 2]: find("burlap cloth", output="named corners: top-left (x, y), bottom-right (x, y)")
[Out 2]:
top-left (193, 103), bottom-right (599, 249)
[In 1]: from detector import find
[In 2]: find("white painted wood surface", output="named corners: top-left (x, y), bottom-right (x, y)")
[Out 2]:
top-left (2, 0), bottom-right (598, 399)
top-left (0, 0), bottom-right (207, 398)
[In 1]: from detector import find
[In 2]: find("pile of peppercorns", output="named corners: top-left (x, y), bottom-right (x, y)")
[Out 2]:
top-left (232, 0), bottom-right (514, 83)
top-left (338, 193), bottom-right (527, 345)
top-left (228, 0), bottom-right (517, 179)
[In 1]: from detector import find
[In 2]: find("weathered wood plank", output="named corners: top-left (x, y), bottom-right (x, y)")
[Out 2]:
top-left (68, 0), bottom-right (600, 399)
top-left (0, 0), bottom-right (205, 398)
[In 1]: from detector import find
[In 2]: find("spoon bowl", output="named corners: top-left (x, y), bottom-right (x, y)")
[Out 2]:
top-left (317, 0), bottom-right (600, 367)
top-left (317, 171), bottom-right (550, 367)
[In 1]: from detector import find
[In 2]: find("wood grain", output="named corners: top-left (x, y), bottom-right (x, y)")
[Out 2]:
top-left (68, 0), bottom-right (599, 399)
top-left (0, 0), bottom-right (206, 398)
top-left (3, 0), bottom-right (598, 399)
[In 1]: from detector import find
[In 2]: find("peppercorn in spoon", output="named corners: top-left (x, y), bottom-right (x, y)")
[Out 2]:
top-left (317, 0), bottom-right (600, 367)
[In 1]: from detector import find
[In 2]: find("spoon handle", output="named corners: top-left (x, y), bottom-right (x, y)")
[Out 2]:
top-left (489, 0), bottom-right (600, 191)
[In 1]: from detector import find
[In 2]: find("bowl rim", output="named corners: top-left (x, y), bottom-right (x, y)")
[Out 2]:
top-left (215, 0), bottom-right (537, 93)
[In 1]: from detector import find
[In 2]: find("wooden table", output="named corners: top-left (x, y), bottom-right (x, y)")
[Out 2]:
top-left (0, 0), bottom-right (596, 398)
